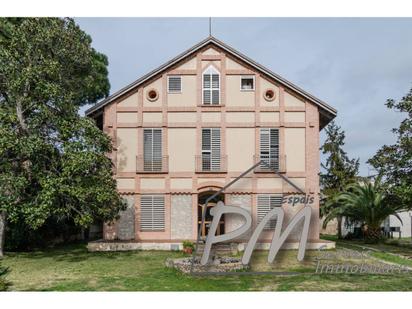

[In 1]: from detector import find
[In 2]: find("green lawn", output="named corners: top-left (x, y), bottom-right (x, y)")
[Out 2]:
top-left (321, 234), bottom-right (412, 267)
top-left (2, 242), bottom-right (412, 291)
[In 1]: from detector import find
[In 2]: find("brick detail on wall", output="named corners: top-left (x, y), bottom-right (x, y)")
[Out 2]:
top-left (117, 195), bottom-right (136, 240)
top-left (171, 194), bottom-right (193, 240)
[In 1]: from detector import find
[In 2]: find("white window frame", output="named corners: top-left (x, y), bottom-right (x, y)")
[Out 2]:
top-left (240, 75), bottom-right (255, 91)
top-left (167, 75), bottom-right (182, 93)
top-left (202, 66), bottom-right (220, 105)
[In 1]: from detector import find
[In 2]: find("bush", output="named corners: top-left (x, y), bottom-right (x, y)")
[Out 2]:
top-left (5, 216), bottom-right (85, 252)
top-left (182, 240), bottom-right (195, 254)
top-left (0, 264), bottom-right (11, 291)
top-left (182, 240), bottom-right (194, 250)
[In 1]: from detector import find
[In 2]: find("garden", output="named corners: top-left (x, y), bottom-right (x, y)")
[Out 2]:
top-left (1, 238), bottom-right (412, 291)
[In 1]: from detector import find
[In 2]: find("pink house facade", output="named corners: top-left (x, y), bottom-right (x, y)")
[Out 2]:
top-left (86, 37), bottom-right (337, 251)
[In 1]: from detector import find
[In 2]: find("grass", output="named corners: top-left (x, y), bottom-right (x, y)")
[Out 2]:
top-left (2, 241), bottom-right (412, 291)
top-left (321, 234), bottom-right (412, 265)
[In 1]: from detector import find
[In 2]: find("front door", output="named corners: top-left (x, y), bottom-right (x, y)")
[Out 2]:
top-left (197, 191), bottom-right (225, 239)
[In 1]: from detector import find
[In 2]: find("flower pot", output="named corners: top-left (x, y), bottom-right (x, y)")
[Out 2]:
top-left (183, 247), bottom-right (193, 254)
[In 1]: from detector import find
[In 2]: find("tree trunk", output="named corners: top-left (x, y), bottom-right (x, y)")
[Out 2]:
top-left (337, 216), bottom-right (343, 239)
top-left (0, 211), bottom-right (6, 258)
top-left (365, 226), bottom-right (382, 243)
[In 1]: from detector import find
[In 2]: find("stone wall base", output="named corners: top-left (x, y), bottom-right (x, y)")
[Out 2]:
top-left (88, 241), bottom-right (183, 252)
top-left (88, 240), bottom-right (335, 252)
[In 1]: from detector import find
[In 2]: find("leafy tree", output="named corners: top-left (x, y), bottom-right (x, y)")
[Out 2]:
top-left (320, 121), bottom-right (359, 238)
top-left (325, 179), bottom-right (405, 243)
top-left (0, 18), bottom-right (125, 257)
top-left (368, 87), bottom-right (412, 210)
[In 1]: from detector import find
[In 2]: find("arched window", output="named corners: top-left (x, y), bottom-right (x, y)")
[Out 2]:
top-left (202, 66), bottom-right (220, 105)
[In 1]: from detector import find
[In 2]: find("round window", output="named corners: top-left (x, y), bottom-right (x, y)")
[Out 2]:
top-left (264, 89), bottom-right (276, 102)
top-left (147, 89), bottom-right (159, 101)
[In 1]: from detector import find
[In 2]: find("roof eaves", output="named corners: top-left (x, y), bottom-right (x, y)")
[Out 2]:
top-left (86, 36), bottom-right (337, 119)
top-left (208, 37), bottom-right (337, 116)
top-left (85, 37), bottom-right (212, 116)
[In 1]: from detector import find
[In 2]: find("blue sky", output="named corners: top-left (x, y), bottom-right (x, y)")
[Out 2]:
top-left (76, 18), bottom-right (412, 176)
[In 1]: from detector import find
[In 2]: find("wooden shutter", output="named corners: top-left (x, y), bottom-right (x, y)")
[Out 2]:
top-left (260, 128), bottom-right (279, 170)
top-left (211, 74), bottom-right (220, 105)
top-left (203, 67), bottom-right (220, 105)
top-left (168, 76), bottom-right (181, 92)
top-left (257, 195), bottom-right (282, 230)
top-left (140, 195), bottom-right (165, 231)
top-left (202, 128), bottom-right (221, 171)
top-left (143, 129), bottom-right (162, 171)
top-left (203, 74), bottom-right (211, 104)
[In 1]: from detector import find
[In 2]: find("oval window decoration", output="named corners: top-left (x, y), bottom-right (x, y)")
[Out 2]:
top-left (147, 89), bottom-right (159, 102)
top-left (263, 89), bottom-right (276, 102)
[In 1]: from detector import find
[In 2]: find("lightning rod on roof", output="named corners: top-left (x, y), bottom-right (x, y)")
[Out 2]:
top-left (209, 17), bottom-right (212, 36)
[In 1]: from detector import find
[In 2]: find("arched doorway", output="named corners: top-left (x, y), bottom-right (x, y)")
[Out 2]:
top-left (198, 191), bottom-right (225, 239)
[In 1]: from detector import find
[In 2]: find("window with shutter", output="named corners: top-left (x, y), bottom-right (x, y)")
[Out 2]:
top-left (257, 195), bottom-right (282, 230)
top-left (140, 195), bottom-right (165, 231)
top-left (168, 76), bottom-right (181, 93)
top-left (259, 128), bottom-right (279, 170)
top-left (202, 66), bottom-right (220, 105)
top-left (143, 128), bottom-right (162, 171)
top-left (202, 128), bottom-right (221, 171)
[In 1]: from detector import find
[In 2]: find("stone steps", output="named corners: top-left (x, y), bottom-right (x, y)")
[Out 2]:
top-left (194, 243), bottom-right (237, 255)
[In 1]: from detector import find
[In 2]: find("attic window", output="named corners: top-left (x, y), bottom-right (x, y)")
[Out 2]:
top-left (202, 66), bottom-right (220, 105)
top-left (241, 76), bottom-right (255, 91)
top-left (168, 76), bottom-right (182, 93)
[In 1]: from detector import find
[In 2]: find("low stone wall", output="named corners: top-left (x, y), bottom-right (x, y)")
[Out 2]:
top-left (87, 240), bottom-right (335, 252)
top-left (165, 257), bottom-right (249, 273)
top-left (87, 241), bottom-right (182, 252)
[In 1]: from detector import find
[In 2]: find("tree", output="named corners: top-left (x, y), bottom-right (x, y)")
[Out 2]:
top-left (324, 179), bottom-right (405, 242)
top-left (368, 87), bottom-right (412, 210)
top-left (320, 121), bottom-right (359, 238)
top-left (0, 18), bottom-right (125, 257)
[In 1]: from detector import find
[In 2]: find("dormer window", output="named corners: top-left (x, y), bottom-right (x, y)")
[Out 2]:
top-left (241, 76), bottom-right (255, 91)
top-left (202, 66), bottom-right (220, 105)
top-left (168, 76), bottom-right (182, 93)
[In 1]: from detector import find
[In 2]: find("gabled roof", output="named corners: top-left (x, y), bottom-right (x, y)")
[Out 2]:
top-left (86, 36), bottom-right (337, 126)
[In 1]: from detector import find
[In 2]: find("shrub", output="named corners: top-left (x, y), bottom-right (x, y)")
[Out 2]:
top-left (0, 264), bottom-right (10, 291)
top-left (5, 216), bottom-right (95, 251)
top-left (182, 240), bottom-right (194, 250)
top-left (182, 240), bottom-right (195, 254)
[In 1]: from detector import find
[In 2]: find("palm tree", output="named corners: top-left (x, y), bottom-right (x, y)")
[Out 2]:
top-left (323, 179), bottom-right (406, 242)
top-left (321, 190), bottom-right (346, 235)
